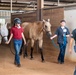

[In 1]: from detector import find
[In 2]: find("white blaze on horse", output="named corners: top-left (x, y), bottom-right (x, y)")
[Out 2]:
top-left (21, 19), bottom-right (52, 62)
top-left (0, 23), bottom-right (8, 44)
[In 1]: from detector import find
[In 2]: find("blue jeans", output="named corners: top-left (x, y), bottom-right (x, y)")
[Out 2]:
top-left (13, 39), bottom-right (22, 64)
top-left (58, 43), bottom-right (67, 63)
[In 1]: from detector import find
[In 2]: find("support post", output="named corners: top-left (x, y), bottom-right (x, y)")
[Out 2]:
top-left (37, 0), bottom-right (44, 21)
top-left (58, 0), bottom-right (60, 6)
top-left (11, 0), bottom-right (12, 13)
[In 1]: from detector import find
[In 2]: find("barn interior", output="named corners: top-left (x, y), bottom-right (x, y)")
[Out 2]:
top-left (0, 0), bottom-right (76, 10)
top-left (0, 0), bottom-right (76, 75)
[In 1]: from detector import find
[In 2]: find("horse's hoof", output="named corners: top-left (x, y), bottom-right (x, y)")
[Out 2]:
top-left (23, 54), bottom-right (28, 58)
top-left (30, 57), bottom-right (33, 60)
top-left (42, 59), bottom-right (45, 62)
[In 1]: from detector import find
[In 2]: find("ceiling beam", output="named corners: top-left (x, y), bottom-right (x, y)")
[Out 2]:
top-left (0, 2), bottom-right (32, 5)
top-left (0, 4), bottom-right (27, 7)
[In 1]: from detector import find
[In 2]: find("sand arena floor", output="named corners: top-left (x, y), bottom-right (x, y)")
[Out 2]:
top-left (0, 44), bottom-right (76, 75)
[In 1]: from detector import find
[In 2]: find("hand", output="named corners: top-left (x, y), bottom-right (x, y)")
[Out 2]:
top-left (24, 41), bottom-right (26, 45)
top-left (50, 37), bottom-right (53, 40)
top-left (69, 49), bottom-right (72, 54)
top-left (5, 41), bottom-right (9, 44)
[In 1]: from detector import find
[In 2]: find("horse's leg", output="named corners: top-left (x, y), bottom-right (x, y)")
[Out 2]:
top-left (30, 39), bottom-right (34, 59)
top-left (39, 39), bottom-right (44, 62)
top-left (23, 44), bottom-right (28, 58)
top-left (23, 40), bottom-right (30, 58)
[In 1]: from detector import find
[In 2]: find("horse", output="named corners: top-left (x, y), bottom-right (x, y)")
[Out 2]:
top-left (0, 23), bottom-right (8, 44)
top-left (21, 19), bottom-right (52, 62)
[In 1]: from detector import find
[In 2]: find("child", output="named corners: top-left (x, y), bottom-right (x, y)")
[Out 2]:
top-left (6, 18), bottom-right (26, 67)
top-left (50, 20), bottom-right (70, 64)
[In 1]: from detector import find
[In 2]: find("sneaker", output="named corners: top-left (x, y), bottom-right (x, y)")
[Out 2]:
top-left (58, 60), bottom-right (64, 64)
top-left (17, 64), bottom-right (21, 67)
top-left (58, 60), bottom-right (61, 64)
top-left (60, 62), bottom-right (64, 64)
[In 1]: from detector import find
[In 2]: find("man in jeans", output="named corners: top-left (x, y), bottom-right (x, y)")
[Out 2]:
top-left (6, 18), bottom-right (26, 67)
top-left (50, 20), bottom-right (70, 64)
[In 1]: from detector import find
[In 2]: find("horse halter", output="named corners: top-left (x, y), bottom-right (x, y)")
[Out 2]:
top-left (43, 25), bottom-right (52, 38)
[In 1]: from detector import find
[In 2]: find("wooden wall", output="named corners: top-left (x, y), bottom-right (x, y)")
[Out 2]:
top-left (11, 11), bottom-right (37, 26)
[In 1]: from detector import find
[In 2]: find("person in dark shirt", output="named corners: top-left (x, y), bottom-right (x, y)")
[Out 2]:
top-left (69, 29), bottom-right (76, 53)
top-left (50, 20), bottom-right (70, 64)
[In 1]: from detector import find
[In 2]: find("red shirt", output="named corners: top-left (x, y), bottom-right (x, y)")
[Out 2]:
top-left (10, 26), bottom-right (23, 39)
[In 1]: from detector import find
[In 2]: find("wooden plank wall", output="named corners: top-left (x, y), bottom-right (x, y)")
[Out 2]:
top-left (11, 11), bottom-right (37, 26)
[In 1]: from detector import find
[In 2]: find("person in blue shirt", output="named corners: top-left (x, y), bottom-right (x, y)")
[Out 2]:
top-left (69, 29), bottom-right (76, 53)
top-left (50, 20), bottom-right (70, 64)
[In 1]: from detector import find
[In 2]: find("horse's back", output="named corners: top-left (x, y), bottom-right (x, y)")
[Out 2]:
top-left (22, 21), bottom-right (43, 40)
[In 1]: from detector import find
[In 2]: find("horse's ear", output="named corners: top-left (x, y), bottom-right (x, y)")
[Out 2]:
top-left (47, 19), bottom-right (50, 22)
top-left (42, 19), bottom-right (46, 22)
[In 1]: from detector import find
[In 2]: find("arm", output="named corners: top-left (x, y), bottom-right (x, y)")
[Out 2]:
top-left (66, 34), bottom-right (70, 38)
top-left (50, 34), bottom-right (57, 40)
top-left (50, 27), bottom-right (58, 40)
top-left (5, 33), bottom-right (13, 44)
top-left (69, 38), bottom-right (74, 53)
top-left (66, 28), bottom-right (70, 38)
top-left (21, 33), bottom-right (26, 45)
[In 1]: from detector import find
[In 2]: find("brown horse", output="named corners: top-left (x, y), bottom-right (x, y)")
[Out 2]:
top-left (21, 19), bottom-right (52, 62)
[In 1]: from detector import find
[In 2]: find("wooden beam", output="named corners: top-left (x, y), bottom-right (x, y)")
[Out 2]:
top-left (0, 5), bottom-right (27, 7)
top-left (0, 2), bottom-right (33, 5)
top-left (37, 0), bottom-right (44, 21)
top-left (11, 0), bottom-right (12, 13)
top-left (37, 0), bottom-right (44, 9)
top-left (58, 0), bottom-right (60, 6)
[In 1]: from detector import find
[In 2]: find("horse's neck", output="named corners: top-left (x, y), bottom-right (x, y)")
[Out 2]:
top-left (39, 22), bottom-right (44, 32)
top-left (36, 21), bottom-right (44, 31)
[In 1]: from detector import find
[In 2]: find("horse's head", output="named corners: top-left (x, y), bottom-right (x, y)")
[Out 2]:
top-left (0, 23), bottom-right (8, 42)
top-left (43, 19), bottom-right (52, 38)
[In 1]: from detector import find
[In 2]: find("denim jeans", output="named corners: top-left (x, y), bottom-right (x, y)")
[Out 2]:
top-left (58, 43), bottom-right (67, 63)
top-left (13, 39), bottom-right (22, 64)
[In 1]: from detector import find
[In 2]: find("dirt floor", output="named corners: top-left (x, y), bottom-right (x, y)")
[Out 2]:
top-left (0, 44), bottom-right (76, 75)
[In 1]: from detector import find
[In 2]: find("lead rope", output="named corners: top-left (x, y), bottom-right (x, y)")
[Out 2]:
top-left (46, 32), bottom-right (59, 49)
top-left (51, 39), bottom-right (59, 49)
top-left (51, 35), bottom-right (67, 50)
top-left (9, 40), bottom-right (15, 55)
top-left (46, 32), bottom-right (67, 50)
